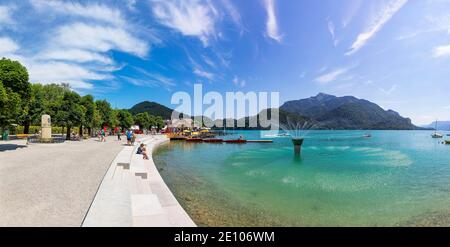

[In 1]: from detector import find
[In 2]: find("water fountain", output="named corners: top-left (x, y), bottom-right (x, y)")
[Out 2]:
top-left (280, 117), bottom-right (310, 156)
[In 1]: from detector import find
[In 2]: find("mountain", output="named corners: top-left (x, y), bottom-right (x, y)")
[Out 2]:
top-left (423, 121), bottom-right (450, 130)
top-left (130, 93), bottom-right (421, 130)
top-left (211, 109), bottom-right (314, 130)
top-left (129, 101), bottom-right (175, 119)
top-left (280, 93), bottom-right (420, 130)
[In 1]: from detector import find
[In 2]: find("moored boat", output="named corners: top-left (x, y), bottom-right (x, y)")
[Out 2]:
top-left (432, 120), bottom-right (443, 138)
top-left (432, 133), bottom-right (443, 138)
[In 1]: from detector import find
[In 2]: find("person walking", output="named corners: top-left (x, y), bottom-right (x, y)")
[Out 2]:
top-left (117, 129), bottom-right (122, 141)
top-left (101, 128), bottom-right (106, 142)
top-left (131, 132), bottom-right (136, 146)
top-left (126, 130), bottom-right (132, 146)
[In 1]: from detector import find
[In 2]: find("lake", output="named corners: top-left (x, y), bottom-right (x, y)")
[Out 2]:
top-left (153, 130), bottom-right (450, 226)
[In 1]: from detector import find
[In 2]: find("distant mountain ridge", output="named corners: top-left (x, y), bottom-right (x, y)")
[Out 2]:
top-left (129, 93), bottom-right (421, 130)
top-left (129, 101), bottom-right (175, 119)
top-left (280, 93), bottom-right (420, 130)
top-left (423, 121), bottom-right (450, 131)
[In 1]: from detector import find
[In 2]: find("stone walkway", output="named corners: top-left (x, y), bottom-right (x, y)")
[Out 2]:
top-left (0, 136), bottom-right (124, 226)
top-left (82, 135), bottom-right (196, 227)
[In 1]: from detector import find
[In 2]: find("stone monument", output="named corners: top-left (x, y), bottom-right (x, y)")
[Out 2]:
top-left (41, 115), bottom-right (52, 140)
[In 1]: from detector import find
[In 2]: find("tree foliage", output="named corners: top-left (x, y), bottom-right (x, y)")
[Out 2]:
top-left (95, 100), bottom-right (113, 128)
top-left (0, 82), bottom-right (21, 129)
top-left (134, 112), bottom-right (150, 130)
top-left (116, 109), bottom-right (134, 130)
top-left (1, 58), bottom-right (169, 136)
top-left (0, 58), bottom-right (31, 99)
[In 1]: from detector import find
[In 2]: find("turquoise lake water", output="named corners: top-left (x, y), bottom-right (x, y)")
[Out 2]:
top-left (153, 130), bottom-right (450, 226)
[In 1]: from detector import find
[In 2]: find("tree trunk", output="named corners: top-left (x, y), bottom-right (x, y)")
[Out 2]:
top-left (66, 126), bottom-right (71, 140)
top-left (79, 125), bottom-right (83, 137)
top-left (88, 127), bottom-right (92, 137)
top-left (24, 123), bottom-right (30, 134)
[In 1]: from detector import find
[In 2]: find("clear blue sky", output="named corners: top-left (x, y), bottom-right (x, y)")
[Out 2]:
top-left (1, 0), bottom-right (450, 125)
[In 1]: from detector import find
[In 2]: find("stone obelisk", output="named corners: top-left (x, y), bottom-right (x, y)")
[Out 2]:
top-left (41, 115), bottom-right (52, 140)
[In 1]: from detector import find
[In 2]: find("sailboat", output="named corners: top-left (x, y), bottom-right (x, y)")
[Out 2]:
top-left (431, 120), bottom-right (443, 138)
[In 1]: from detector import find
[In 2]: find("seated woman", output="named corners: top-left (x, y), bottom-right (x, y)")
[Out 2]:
top-left (141, 144), bottom-right (148, 160)
top-left (137, 144), bottom-right (149, 160)
top-left (137, 143), bottom-right (144, 155)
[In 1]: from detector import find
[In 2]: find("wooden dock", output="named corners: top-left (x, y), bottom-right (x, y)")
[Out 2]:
top-left (247, 140), bottom-right (273, 143)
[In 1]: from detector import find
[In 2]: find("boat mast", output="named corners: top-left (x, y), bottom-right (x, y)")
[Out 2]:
top-left (435, 119), bottom-right (438, 134)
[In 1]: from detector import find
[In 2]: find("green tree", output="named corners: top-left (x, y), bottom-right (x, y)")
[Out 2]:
top-left (0, 58), bottom-right (32, 133)
top-left (95, 100), bottom-right (113, 128)
top-left (148, 115), bottom-right (164, 130)
top-left (80, 95), bottom-right (95, 136)
top-left (20, 84), bottom-right (45, 133)
top-left (116, 109), bottom-right (134, 130)
top-left (0, 82), bottom-right (21, 134)
top-left (40, 84), bottom-right (70, 134)
top-left (0, 58), bottom-right (31, 99)
top-left (57, 91), bottom-right (85, 140)
top-left (155, 116), bottom-right (164, 130)
top-left (134, 112), bottom-right (150, 130)
top-left (41, 84), bottom-right (69, 122)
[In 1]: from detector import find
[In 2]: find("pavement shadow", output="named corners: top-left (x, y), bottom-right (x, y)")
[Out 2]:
top-left (0, 144), bottom-right (28, 152)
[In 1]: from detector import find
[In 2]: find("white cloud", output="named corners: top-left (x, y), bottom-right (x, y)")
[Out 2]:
top-left (194, 68), bottom-right (214, 80)
top-left (54, 23), bottom-right (149, 58)
top-left (263, 0), bottom-right (282, 42)
top-left (30, 0), bottom-right (126, 27)
top-left (0, 37), bottom-right (19, 55)
top-left (342, 0), bottom-right (362, 28)
top-left (220, 0), bottom-right (243, 32)
top-left (433, 45), bottom-right (450, 57)
top-left (233, 76), bottom-right (246, 88)
top-left (126, 0), bottom-right (137, 10)
top-left (128, 66), bottom-right (176, 89)
top-left (444, 105), bottom-right (450, 109)
top-left (327, 20), bottom-right (339, 46)
top-left (26, 61), bottom-right (112, 89)
top-left (15, 2), bottom-right (152, 90)
top-left (39, 49), bottom-right (114, 64)
top-left (0, 5), bottom-right (15, 28)
top-left (314, 67), bottom-right (351, 84)
top-left (379, 84), bottom-right (398, 95)
top-left (346, 0), bottom-right (408, 55)
top-left (151, 0), bottom-right (218, 46)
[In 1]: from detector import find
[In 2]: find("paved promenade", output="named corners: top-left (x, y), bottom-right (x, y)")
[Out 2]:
top-left (0, 136), bottom-right (124, 226)
top-left (83, 135), bottom-right (196, 227)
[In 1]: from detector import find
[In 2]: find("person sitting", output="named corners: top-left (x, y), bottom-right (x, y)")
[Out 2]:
top-left (137, 143), bottom-right (144, 155)
top-left (137, 144), bottom-right (149, 160)
top-left (141, 144), bottom-right (149, 160)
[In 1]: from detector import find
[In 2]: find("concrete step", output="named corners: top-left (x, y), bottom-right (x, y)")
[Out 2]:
top-left (131, 194), bottom-right (164, 216)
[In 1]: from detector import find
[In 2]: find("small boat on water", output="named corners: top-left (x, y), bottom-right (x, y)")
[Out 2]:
top-left (203, 138), bottom-right (223, 143)
top-left (224, 139), bottom-right (247, 144)
top-left (432, 120), bottom-right (443, 138)
top-left (432, 133), bottom-right (444, 138)
top-left (363, 134), bottom-right (372, 138)
top-left (277, 133), bottom-right (291, 137)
